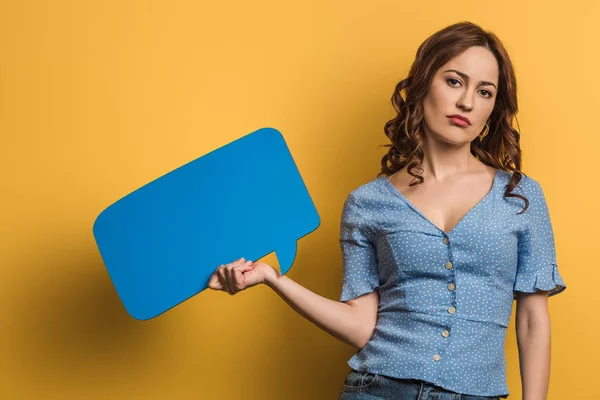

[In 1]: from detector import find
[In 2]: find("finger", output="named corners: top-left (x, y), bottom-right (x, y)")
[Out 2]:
top-left (227, 263), bottom-right (249, 292)
top-left (227, 263), bottom-right (247, 274)
top-left (222, 267), bottom-right (233, 295)
top-left (217, 265), bottom-right (228, 291)
top-left (217, 267), bottom-right (231, 290)
top-left (233, 262), bottom-right (254, 289)
top-left (235, 260), bottom-right (252, 269)
top-left (239, 261), bottom-right (253, 274)
top-left (227, 265), bottom-right (240, 295)
top-left (208, 266), bottom-right (221, 290)
top-left (208, 272), bottom-right (223, 290)
top-left (228, 258), bottom-right (249, 272)
top-left (225, 265), bottom-right (237, 294)
top-left (233, 266), bottom-right (248, 287)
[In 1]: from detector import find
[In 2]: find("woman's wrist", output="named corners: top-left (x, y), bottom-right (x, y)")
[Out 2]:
top-left (263, 267), bottom-right (282, 288)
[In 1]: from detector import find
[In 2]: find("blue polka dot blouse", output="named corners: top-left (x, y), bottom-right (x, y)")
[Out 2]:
top-left (339, 168), bottom-right (567, 398)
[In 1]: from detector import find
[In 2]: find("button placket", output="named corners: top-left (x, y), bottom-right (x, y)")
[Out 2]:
top-left (444, 236), bottom-right (457, 316)
top-left (433, 234), bottom-right (455, 367)
top-left (433, 235), bottom-right (456, 363)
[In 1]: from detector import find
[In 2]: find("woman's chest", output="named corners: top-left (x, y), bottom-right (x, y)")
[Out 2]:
top-left (370, 199), bottom-right (526, 283)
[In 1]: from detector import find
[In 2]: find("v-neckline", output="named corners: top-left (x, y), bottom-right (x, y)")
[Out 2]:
top-left (381, 168), bottom-right (501, 236)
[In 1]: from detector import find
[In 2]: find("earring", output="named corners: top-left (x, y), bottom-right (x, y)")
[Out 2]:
top-left (478, 122), bottom-right (489, 142)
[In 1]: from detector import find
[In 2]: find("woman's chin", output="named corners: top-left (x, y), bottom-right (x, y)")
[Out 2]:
top-left (428, 132), bottom-right (473, 146)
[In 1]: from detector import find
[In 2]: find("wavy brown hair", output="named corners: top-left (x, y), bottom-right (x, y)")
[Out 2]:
top-left (378, 21), bottom-right (530, 213)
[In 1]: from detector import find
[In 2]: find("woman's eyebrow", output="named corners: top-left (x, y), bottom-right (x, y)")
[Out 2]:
top-left (444, 69), bottom-right (497, 89)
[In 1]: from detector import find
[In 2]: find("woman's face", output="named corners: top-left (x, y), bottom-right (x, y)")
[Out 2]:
top-left (422, 45), bottom-right (499, 146)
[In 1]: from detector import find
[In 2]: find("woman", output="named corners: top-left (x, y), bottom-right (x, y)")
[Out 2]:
top-left (208, 21), bottom-right (567, 400)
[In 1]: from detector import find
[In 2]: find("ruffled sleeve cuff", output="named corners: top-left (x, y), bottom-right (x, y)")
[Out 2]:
top-left (513, 263), bottom-right (567, 299)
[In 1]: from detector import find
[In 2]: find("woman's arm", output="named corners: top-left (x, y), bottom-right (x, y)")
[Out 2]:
top-left (515, 291), bottom-right (552, 400)
top-left (264, 269), bottom-right (379, 349)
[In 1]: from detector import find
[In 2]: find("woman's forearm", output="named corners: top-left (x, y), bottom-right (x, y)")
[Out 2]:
top-left (516, 312), bottom-right (551, 400)
top-left (263, 273), bottom-right (374, 349)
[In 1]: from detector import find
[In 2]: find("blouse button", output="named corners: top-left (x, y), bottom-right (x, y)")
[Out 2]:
top-left (445, 261), bottom-right (453, 270)
top-left (443, 236), bottom-right (449, 244)
top-left (448, 283), bottom-right (455, 291)
top-left (448, 306), bottom-right (456, 314)
top-left (442, 330), bottom-right (450, 338)
top-left (433, 354), bottom-right (441, 361)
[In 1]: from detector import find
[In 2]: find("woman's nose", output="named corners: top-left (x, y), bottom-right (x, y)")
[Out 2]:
top-left (457, 100), bottom-right (473, 112)
top-left (457, 90), bottom-right (475, 111)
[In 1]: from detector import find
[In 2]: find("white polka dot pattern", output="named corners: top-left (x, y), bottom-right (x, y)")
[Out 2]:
top-left (338, 169), bottom-right (566, 397)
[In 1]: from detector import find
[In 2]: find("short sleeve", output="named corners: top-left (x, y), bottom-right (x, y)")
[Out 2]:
top-left (514, 179), bottom-right (567, 298)
top-left (339, 192), bottom-right (380, 302)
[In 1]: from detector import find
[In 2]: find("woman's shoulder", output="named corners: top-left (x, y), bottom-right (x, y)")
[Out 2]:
top-left (495, 170), bottom-right (550, 218)
top-left (344, 175), bottom-right (390, 208)
top-left (496, 169), bottom-right (543, 193)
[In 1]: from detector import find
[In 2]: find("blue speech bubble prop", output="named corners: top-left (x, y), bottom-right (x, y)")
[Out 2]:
top-left (93, 127), bottom-right (320, 320)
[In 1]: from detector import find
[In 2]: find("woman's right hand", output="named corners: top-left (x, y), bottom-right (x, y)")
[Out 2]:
top-left (208, 257), bottom-right (279, 295)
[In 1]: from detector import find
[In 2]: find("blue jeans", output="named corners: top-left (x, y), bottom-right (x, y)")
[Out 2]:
top-left (339, 369), bottom-right (503, 400)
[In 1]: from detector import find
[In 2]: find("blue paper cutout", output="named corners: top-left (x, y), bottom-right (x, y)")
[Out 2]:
top-left (93, 127), bottom-right (320, 320)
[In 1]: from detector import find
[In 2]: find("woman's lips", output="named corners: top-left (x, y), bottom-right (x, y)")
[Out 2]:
top-left (448, 116), bottom-right (469, 127)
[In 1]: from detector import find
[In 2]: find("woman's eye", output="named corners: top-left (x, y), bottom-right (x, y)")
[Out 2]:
top-left (447, 78), bottom-right (493, 98)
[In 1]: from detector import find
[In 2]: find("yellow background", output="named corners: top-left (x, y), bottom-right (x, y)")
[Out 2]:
top-left (0, 0), bottom-right (594, 398)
